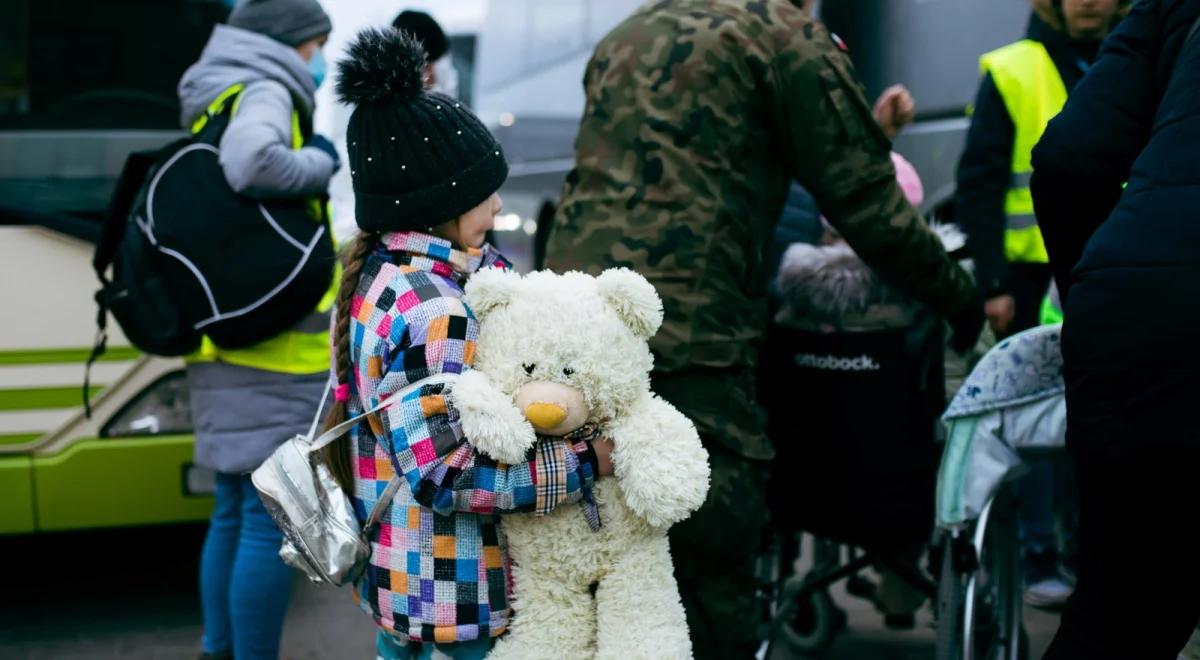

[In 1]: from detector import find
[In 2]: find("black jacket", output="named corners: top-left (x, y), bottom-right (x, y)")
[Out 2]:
top-left (955, 14), bottom-right (1101, 297)
top-left (1031, 0), bottom-right (1200, 450)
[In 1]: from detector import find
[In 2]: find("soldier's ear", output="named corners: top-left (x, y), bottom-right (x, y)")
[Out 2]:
top-left (596, 268), bottom-right (663, 339)
top-left (464, 268), bottom-right (521, 321)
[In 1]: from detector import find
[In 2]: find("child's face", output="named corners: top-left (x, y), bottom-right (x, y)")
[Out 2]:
top-left (1061, 0), bottom-right (1120, 40)
top-left (441, 192), bottom-right (501, 249)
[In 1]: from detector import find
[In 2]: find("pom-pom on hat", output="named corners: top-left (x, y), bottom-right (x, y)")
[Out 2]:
top-left (337, 27), bottom-right (507, 233)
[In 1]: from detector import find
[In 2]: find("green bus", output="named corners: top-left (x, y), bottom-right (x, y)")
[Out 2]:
top-left (0, 0), bottom-right (232, 534)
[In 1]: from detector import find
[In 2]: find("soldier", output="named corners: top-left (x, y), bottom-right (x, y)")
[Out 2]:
top-left (544, 1), bottom-right (983, 656)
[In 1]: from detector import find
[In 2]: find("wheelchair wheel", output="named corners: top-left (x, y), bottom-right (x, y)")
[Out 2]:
top-left (759, 533), bottom-right (845, 657)
top-left (936, 533), bottom-right (966, 657)
top-left (936, 487), bottom-right (1028, 660)
top-left (775, 582), bottom-right (842, 656)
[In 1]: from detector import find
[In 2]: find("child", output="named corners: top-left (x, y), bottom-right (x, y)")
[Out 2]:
top-left (322, 28), bottom-right (611, 659)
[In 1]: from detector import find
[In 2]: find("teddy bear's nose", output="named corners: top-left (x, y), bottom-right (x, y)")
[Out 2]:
top-left (524, 402), bottom-right (568, 431)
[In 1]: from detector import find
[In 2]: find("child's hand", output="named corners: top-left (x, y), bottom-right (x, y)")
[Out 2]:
top-left (873, 84), bottom-right (916, 140)
top-left (594, 438), bottom-right (615, 476)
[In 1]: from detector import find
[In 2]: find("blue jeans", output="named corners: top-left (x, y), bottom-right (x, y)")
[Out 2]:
top-left (200, 472), bottom-right (294, 659)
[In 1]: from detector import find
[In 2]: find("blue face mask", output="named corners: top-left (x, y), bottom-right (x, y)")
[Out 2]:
top-left (309, 48), bottom-right (327, 88)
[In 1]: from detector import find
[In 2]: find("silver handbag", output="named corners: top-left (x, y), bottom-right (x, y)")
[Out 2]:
top-left (252, 373), bottom-right (456, 586)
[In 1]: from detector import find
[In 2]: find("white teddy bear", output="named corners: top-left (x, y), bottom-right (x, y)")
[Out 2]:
top-left (452, 267), bottom-right (711, 660)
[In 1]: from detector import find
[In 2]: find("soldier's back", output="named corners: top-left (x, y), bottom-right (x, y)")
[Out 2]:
top-left (549, 0), bottom-right (818, 374)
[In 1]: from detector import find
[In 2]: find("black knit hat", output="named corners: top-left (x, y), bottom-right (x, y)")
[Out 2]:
top-left (336, 28), bottom-right (507, 233)
top-left (392, 10), bottom-right (450, 61)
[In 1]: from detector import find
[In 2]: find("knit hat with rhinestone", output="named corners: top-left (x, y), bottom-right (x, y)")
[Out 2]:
top-left (336, 27), bottom-right (507, 232)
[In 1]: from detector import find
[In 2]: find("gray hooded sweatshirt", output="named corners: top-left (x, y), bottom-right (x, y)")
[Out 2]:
top-left (178, 25), bottom-right (332, 474)
top-left (178, 24), bottom-right (335, 198)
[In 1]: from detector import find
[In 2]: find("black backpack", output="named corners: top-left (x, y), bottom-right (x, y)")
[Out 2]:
top-left (86, 86), bottom-right (335, 411)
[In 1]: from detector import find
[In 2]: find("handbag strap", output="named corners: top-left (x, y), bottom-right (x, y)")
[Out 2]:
top-left (307, 372), bottom-right (459, 453)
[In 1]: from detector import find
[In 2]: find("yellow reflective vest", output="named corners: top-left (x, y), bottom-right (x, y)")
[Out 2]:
top-left (979, 39), bottom-right (1068, 264)
top-left (187, 84), bottom-right (335, 375)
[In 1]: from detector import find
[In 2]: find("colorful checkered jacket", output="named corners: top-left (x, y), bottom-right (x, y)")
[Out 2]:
top-left (343, 231), bottom-right (598, 644)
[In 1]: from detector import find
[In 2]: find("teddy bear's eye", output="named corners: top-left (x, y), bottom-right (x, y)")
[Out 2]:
top-left (523, 363), bottom-right (536, 375)
top-left (562, 367), bottom-right (575, 377)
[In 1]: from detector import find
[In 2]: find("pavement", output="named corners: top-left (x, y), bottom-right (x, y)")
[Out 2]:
top-left (0, 524), bottom-right (1061, 660)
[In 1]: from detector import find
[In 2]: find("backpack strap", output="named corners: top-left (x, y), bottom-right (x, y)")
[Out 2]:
top-left (363, 476), bottom-right (406, 536)
top-left (84, 137), bottom-right (187, 418)
top-left (307, 373), bottom-right (459, 453)
top-left (190, 83), bottom-right (246, 137)
top-left (305, 372), bottom-right (459, 536)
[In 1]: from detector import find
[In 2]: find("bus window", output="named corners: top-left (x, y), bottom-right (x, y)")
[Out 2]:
top-left (0, 0), bottom-right (227, 130)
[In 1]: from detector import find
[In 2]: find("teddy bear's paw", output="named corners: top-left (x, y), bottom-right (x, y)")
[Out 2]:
top-left (611, 396), bottom-right (712, 528)
top-left (454, 369), bottom-right (537, 465)
top-left (621, 474), bottom-right (711, 529)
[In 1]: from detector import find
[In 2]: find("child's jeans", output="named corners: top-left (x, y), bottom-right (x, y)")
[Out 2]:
top-left (376, 631), bottom-right (493, 659)
top-left (200, 472), bottom-right (294, 660)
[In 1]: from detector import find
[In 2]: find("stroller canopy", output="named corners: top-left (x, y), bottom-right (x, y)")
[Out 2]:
top-left (937, 324), bottom-right (1066, 528)
top-left (945, 324), bottom-right (1065, 419)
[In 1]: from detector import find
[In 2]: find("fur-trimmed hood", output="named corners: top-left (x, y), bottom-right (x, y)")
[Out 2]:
top-left (775, 224), bottom-right (966, 332)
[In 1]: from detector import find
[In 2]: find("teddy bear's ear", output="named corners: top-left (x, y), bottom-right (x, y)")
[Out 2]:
top-left (463, 268), bottom-right (520, 320)
top-left (596, 268), bottom-right (664, 339)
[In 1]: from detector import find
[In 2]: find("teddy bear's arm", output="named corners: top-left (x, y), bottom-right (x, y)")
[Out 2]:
top-left (452, 369), bottom-right (537, 465)
top-left (608, 393), bottom-right (711, 528)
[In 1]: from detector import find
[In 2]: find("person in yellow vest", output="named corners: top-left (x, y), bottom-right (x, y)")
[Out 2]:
top-left (176, 1), bottom-right (337, 658)
top-left (955, 0), bottom-right (1127, 610)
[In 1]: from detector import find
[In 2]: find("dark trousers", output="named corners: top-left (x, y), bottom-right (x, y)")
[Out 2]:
top-left (1044, 447), bottom-right (1200, 659)
top-left (668, 440), bottom-right (770, 660)
top-left (1002, 261), bottom-right (1053, 339)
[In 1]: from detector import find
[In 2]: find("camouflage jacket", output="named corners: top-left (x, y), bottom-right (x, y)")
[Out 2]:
top-left (546, 0), bottom-right (976, 456)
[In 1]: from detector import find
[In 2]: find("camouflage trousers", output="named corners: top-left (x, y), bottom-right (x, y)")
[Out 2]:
top-left (668, 439), bottom-right (771, 659)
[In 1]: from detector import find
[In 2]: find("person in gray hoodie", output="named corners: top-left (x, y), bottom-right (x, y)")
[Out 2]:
top-left (177, 2), bottom-right (335, 659)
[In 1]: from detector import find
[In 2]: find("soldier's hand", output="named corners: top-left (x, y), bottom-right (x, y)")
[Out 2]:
top-left (984, 294), bottom-right (1016, 335)
top-left (873, 85), bottom-right (916, 140)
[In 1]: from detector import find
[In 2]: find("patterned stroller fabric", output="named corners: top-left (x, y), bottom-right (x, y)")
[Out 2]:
top-left (936, 324), bottom-right (1066, 528)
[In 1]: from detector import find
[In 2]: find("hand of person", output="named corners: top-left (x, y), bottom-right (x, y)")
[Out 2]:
top-left (593, 437), bottom-right (615, 477)
top-left (948, 301), bottom-right (986, 354)
top-left (873, 84), bottom-right (917, 140)
top-left (305, 134), bottom-right (341, 171)
top-left (984, 294), bottom-right (1016, 335)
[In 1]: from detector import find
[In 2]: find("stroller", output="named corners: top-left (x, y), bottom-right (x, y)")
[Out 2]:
top-left (758, 239), bottom-right (948, 655)
top-left (934, 323), bottom-right (1066, 660)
